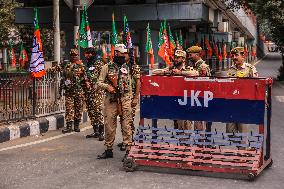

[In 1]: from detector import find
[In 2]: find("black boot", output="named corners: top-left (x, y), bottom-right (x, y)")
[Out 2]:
top-left (86, 125), bottom-right (99, 138)
top-left (74, 120), bottom-right (80, 132)
top-left (62, 121), bottom-right (73, 134)
top-left (122, 150), bottom-right (130, 162)
top-left (98, 124), bottom-right (104, 141)
top-left (97, 149), bottom-right (113, 159)
top-left (120, 143), bottom-right (126, 151)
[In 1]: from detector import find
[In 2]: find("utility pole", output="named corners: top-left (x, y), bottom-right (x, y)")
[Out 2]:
top-left (74, 0), bottom-right (80, 56)
top-left (53, 0), bottom-right (60, 63)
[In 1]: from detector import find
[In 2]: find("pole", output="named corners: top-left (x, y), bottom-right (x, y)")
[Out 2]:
top-left (73, 0), bottom-right (80, 57)
top-left (53, 0), bottom-right (61, 63)
top-left (3, 48), bottom-right (8, 71)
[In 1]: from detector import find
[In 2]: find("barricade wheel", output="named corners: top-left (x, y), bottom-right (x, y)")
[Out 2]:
top-left (247, 173), bottom-right (257, 181)
top-left (123, 158), bottom-right (136, 172)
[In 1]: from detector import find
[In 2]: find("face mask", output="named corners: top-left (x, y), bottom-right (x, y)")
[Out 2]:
top-left (174, 61), bottom-right (183, 67)
top-left (113, 56), bottom-right (125, 66)
top-left (70, 56), bottom-right (79, 62)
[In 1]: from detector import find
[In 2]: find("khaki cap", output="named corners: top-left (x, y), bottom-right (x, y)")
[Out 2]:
top-left (186, 46), bottom-right (202, 53)
top-left (115, 44), bottom-right (128, 53)
top-left (230, 47), bottom-right (244, 55)
top-left (175, 50), bottom-right (186, 58)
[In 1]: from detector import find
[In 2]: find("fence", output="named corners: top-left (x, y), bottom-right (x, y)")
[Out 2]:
top-left (0, 71), bottom-right (65, 123)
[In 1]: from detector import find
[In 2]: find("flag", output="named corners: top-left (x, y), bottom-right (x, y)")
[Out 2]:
top-left (213, 39), bottom-right (219, 58)
top-left (218, 41), bottom-right (223, 62)
top-left (102, 44), bottom-right (108, 60)
top-left (19, 43), bottom-right (28, 68)
top-left (244, 43), bottom-right (248, 57)
top-left (29, 8), bottom-right (45, 78)
top-left (145, 23), bottom-right (155, 68)
top-left (175, 32), bottom-right (182, 50)
top-left (205, 37), bottom-right (212, 58)
top-left (9, 42), bottom-right (16, 68)
top-left (78, 5), bottom-right (93, 48)
top-left (200, 37), bottom-right (206, 57)
top-left (251, 45), bottom-right (257, 57)
top-left (179, 30), bottom-right (183, 49)
top-left (222, 42), bottom-right (227, 59)
top-left (167, 24), bottom-right (175, 59)
top-left (158, 21), bottom-right (171, 66)
top-left (111, 12), bottom-right (118, 58)
top-left (123, 15), bottom-right (132, 49)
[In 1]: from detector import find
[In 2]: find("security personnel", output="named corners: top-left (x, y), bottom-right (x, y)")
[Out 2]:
top-left (117, 50), bottom-right (141, 151)
top-left (187, 46), bottom-right (211, 77)
top-left (186, 46), bottom-right (211, 131)
top-left (97, 44), bottom-right (137, 159)
top-left (226, 47), bottom-right (258, 134)
top-left (83, 47), bottom-right (105, 141)
top-left (152, 50), bottom-right (198, 76)
top-left (153, 50), bottom-right (198, 131)
top-left (61, 49), bottom-right (85, 133)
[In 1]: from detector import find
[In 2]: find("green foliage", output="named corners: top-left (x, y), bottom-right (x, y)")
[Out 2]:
top-left (0, 0), bottom-right (21, 47)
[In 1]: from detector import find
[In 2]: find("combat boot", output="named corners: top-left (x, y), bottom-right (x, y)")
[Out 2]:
top-left (97, 149), bottom-right (113, 159)
top-left (98, 124), bottom-right (104, 141)
top-left (122, 150), bottom-right (130, 162)
top-left (62, 121), bottom-right (73, 134)
top-left (86, 125), bottom-right (99, 138)
top-left (73, 120), bottom-right (80, 132)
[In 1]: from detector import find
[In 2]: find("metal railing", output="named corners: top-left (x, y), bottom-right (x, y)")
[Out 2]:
top-left (34, 71), bottom-right (65, 117)
top-left (0, 71), bottom-right (65, 123)
top-left (0, 72), bottom-right (34, 122)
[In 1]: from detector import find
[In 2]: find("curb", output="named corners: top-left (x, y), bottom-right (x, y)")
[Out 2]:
top-left (0, 111), bottom-right (89, 144)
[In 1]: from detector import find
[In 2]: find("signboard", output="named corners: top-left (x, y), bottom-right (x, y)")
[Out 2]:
top-left (64, 0), bottom-right (94, 10)
top-left (140, 76), bottom-right (268, 124)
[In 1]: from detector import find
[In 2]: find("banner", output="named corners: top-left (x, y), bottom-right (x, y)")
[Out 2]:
top-left (140, 76), bottom-right (268, 124)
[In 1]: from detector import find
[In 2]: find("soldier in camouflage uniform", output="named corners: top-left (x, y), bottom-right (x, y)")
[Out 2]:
top-left (97, 44), bottom-right (139, 159)
top-left (226, 47), bottom-right (258, 134)
top-left (187, 46), bottom-right (211, 131)
top-left (60, 49), bottom-right (86, 133)
top-left (83, 47), bottom-right (105, 141)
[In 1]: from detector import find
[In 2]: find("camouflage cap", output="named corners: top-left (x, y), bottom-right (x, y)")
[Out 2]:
top-left (230, 47), bottom-right (245, 55)
top-left (70, 48), bottom-right (79, 56)
top-left (186, 46), bottom-right (202, 53)
top-left (175, 50), bottom-right (186, 58)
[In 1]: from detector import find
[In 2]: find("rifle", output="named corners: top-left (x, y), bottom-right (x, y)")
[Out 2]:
top-left (107, 72), bottom-right (123, 116)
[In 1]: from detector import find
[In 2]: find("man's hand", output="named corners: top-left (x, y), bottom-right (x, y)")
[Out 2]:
top-left (85, 81), bottom-right (91, 89)
top-left (172, 69), bottom-right (182, 75)
top-left (107, 85), bottom-right (116, 93)
top-left (131, 96), bottom-right (139, 108)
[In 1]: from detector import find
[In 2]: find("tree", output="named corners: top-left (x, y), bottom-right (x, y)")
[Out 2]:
top-left (0, 0), bottom-right (21, 47)
top-left (223, 0), bottom-right (284, 80)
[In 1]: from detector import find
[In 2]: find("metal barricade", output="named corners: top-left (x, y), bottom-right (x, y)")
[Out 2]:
top-left (124, 75), bottom-right (273, 180)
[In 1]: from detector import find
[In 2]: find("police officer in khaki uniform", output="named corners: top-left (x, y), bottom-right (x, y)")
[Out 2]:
top-left (186, 46), bottom-right (211, 131)
top-left (153, 50), bottom-right (198, 76)
top-left (97, 44), bottom-right (137, 159)
top-left (153, 50), bottom-right (198, 131)
top-left (187, 46), bottom-right (211, 77)
top-left (117, 53), bottom-right (141, 151)
top-left (226, 47), bottom-right (258, 134)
